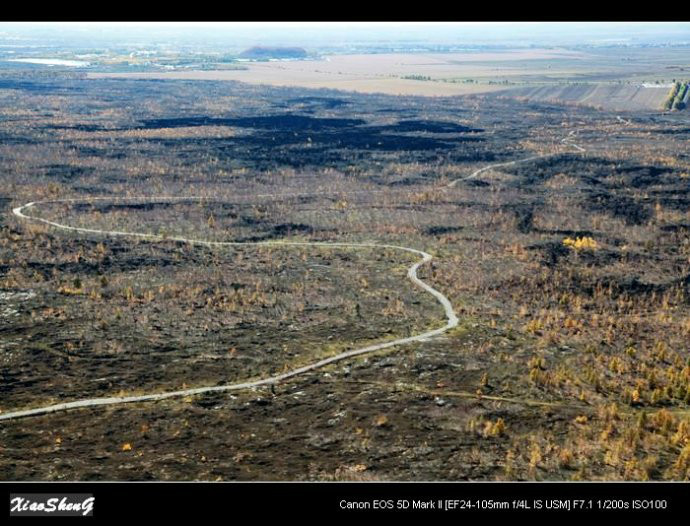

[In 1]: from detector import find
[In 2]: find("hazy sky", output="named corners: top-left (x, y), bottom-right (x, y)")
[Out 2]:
top-left (1, 22), bottom-right (689, 49)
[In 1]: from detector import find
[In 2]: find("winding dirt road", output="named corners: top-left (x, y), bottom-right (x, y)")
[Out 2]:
top-left (0, 133), bottom-right (585, 422)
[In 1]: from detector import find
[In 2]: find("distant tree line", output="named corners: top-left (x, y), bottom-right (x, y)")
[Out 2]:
top-left (401, 75), bottom-right (433, 81)
top-left (663, 82), bottom-right (679, 110)
top-left (663, 81), bottom-right (688, 111)
top-left (674, 82), bottom-right (688, 110)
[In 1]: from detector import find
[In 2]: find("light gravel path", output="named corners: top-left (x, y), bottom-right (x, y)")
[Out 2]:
top-left (447, 130), bottom-right (584, 187)
top-left (0, 133), bottom-right (585, 421)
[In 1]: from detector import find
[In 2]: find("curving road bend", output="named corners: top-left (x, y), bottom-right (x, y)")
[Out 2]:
top-left (0, 133), bottom-right (585, 422)
top-left (447, 130), bottom-right (584, 187)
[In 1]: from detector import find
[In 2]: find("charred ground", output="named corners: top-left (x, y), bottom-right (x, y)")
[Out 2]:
top-left (0, 70), bottom-right (689, 480)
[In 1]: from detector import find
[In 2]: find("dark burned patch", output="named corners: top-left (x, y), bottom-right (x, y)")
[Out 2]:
top-left (5, 236), bottom-right (226, 281)
top-left (383, 120), bottom-right (483, 134)
top-left (72, 201), bottom-right (242, 220)
top-left (16, 252), bottom-right (180, 280)
top-left (534, 228), bottom-right (596, 237)
top-left (388, 177), bottom-right (426, 186)
top-left (21, 260), bottom-right (107, 278)
top-left (44, 124), bottom-right (108, 132)
top-left (219, 130), bottom-right (473, 151)
top-left (302, 130), bottom-right (481, 151)
top-left (574, 249), bottom-right (631, 267)
top-left (503, 153), bottom-right (678, 188)
top-left (75, 147), bottom-right (127, 159)
top-left (58, 109), bottom-right (491, 172)
top-left (72, 201), bottom-right (181, 214)
top-left (236, 222), bottom-right (314, 242)
top-left (677, 273), bottom-right (690, 290)
top-left (0, 134), bottom-right (36, 145)
top-left (587, 192), bottom-right (652, 226)
top-left (238, 214), bottom-right (269, 228)
top-left (271, 223), bottom-right (312, 236)
top-left (615, 165), bottom-right (676, 188)
top-left (137, 115), bottom-right (484, 155)
top-left (0, 197), bottom-right (10, 226)
top-left (463, 179), bottom-right (491, 187)
top-left (596, 276), bottom-right (666, 297)
top-left (374, 108), bottom-right (419, 117)
top-left (425, 225), bottom-right (464, 236)
top-left (653, 127), bottom-right (690, 135)
top-left (448, 150), bottom-right (501, 164)
top-left (527, 240), bottom-right (637, 268)
top-left (71, 186), bottom-right (117, 195)
top-left (293, 195), bottom-right (320, 205)
top-left (286, 97), bottom-right (350, 109)
top-left (0, 79), bottom-right (83, 93)
top-left (647, 195), bottom-right (690, 211)
top-left (660, 223), bottom-right (690, 233)
top-left (193, 392), bottom-right (228, 410)
top-left (501, 203), bottom-right (534, 233)
top-left (142, 127), bottom-right (483, 171)
top-left (500, 268), bottom-right (682, 302)
top-left (42, 165), bottom-right (93, 181)
top-left (138, 114), bottom-right (366, 131)
top-left (209, 204), bottom-right (240, 219)
top-left (527, 240), bottom-right (571, 267)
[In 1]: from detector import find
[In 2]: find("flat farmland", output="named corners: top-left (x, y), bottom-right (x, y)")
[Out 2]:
top-left (88, 47), bottom-right (690, 107)
top-left (88, 49), bottom-right (594, 96)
